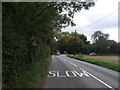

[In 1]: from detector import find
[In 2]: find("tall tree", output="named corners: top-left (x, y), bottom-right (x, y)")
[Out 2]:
top-left (91, 31), bottom-right (109, 54)
top-left (91, 31), bottom-right (109, 43)
top-left (71, 32), bottom-right (89, 44)
top-left (55, 32), bottom-right (84, 54)
top-left (108, 40), bottom-right (119, 54)
top-left (2, 2), bottom-right (95, 87)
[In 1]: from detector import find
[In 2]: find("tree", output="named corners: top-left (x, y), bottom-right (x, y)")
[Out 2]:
top-left (108, 40), bottom-right (119, 54)
top-left (91, 31), bottom-right (109, 43)
top-left (2, 2), bottom-right (95, 87)
top-left (68, 36), bottom-right (84, 54)
top-left (55, 32), bottom-right (84, 54)
top-left (118, 42), bottom-right (120, 54)
top-left (91, 31), bottom-right (109, 54)
top-left (71, 32), bottom-right (88, 44)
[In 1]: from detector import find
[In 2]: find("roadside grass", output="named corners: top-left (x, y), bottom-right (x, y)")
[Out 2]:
top-left (6, 56), bottom-right (51, 88)
top-left (90, 54), bottom-right (120, 56)
top-left (67, 54), bottom-right (120, 72)
top-left (76, 54), bottom-right (120, 56)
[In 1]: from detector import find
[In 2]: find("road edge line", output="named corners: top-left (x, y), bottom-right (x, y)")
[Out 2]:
top-left (80, 68), bottom-right (115, 90)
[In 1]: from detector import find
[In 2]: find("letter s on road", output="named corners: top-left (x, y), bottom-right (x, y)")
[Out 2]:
top-left (48, 71), bottom-right (56, 77)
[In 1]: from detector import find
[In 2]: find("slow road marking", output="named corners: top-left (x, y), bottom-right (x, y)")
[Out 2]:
top-left (48, 70), bottom-right (89, 78)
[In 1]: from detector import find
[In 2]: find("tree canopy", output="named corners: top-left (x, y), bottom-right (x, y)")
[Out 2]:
top-left (55, 31), bottom-right (86, 54)
top-left (91, 31), bottom-right (109, 43)
top-left (2, 2), bottom-right (95, 87)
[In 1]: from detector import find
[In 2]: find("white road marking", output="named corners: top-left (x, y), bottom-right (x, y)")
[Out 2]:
top-left (74, 71), bottom-right (90, 77)
top-left (68, 62), bottom-right (78, 67)
top-left (57, 71), bottom-right (66, 77)
top-left (48, 70), bottom-right (89, 78)
top-left (48, 71), bottom-right (56, 77)
top-left (64, 59), bottom-right (67, 61)
top-left (66, 71), bottom-right (77, 77)
top-left (80, 68), bottom-right (115, 90)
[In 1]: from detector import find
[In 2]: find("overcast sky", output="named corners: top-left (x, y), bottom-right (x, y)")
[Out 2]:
top-left (62, 0), bottom-right (120, 43)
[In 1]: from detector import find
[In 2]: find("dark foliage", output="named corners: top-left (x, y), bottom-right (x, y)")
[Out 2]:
top-left (2, 2), bottom-right (95, 87)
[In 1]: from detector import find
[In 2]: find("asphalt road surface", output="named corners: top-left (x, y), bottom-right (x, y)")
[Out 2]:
top-left (44, 55), bottom-right (119, 89)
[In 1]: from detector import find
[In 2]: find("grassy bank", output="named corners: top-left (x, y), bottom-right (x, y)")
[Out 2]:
top-left (5, 56), bottom-right (51, 88)
top-left (67, 54), bottom-right (120, 72)
top-left (76, 54), bottom-right (120, 56)
top-left (90, 54), bottom-right (120, 56)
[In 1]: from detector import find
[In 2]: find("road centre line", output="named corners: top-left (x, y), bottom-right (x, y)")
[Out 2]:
top-left (68, 62), bottom-right (78, 67)
top-left (64, 59), bottom-right (67, 61)
top-left (80, 68), bottom-right (115, 90)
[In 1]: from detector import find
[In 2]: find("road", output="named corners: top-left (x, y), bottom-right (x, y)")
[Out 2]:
top-left (44, 55), bottom-right (119, 89)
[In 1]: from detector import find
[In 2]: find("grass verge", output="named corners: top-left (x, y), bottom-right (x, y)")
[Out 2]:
top-left (67, 54), bottom-right (120, 72)
top-left (6, 56), bottom-right (51, 88)
top-left (90, 54), bottom-right (120, 56)
top-left (77, 54), bottom-right (120, 56)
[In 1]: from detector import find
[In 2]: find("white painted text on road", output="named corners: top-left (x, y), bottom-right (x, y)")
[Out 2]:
top-left (48, 70), bottom-right (90, 78)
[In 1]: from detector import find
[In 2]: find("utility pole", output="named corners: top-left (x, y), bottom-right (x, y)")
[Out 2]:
top-left (74, 30), bottom-right (77, 56)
